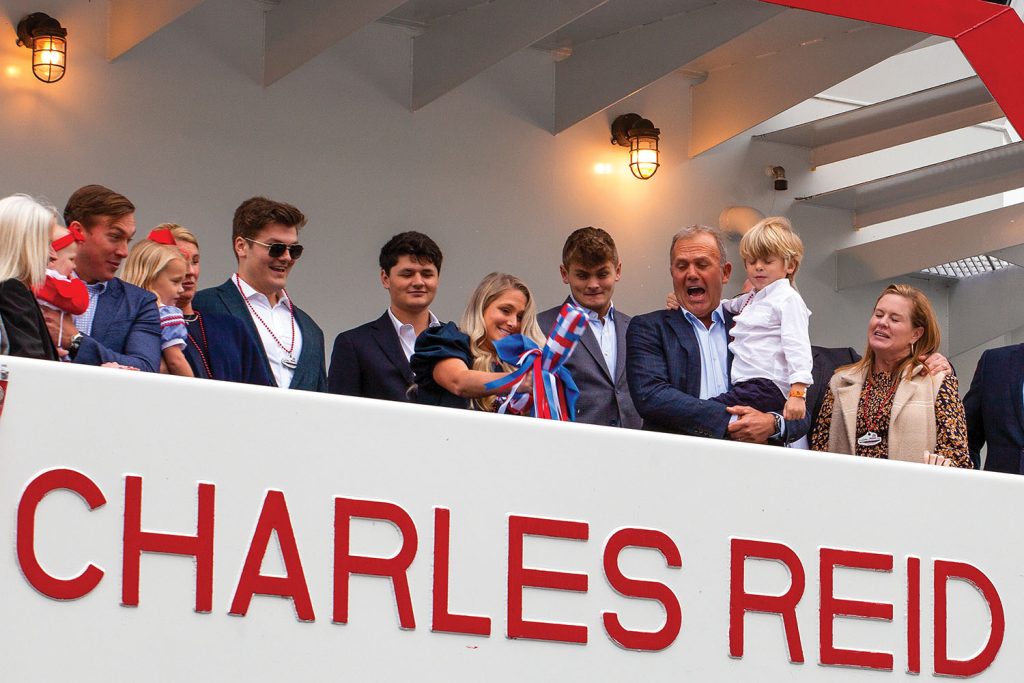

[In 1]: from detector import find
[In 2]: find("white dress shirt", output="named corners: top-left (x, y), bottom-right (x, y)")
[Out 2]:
top-left (569, 296), bottom-right (617, 376)
top-left (387, 308), bottom-right (440, 361)
top-left (235, 275), bottom-right (303, 389)
top-left (723, 278), bottom-right (813, 396)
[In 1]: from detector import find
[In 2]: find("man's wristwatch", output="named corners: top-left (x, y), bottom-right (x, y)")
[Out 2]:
top-left (772, 412), bottom-right (784, 439)
top-left (67, 332), bottom-right (84, 359)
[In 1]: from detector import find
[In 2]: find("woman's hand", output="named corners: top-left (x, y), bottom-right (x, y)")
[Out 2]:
top-left (783, 396), bottom-right (805, 421)
top-left (923, 451), bottom-right (952, 467)
top-left (666, 292), bottom-right (680, 310)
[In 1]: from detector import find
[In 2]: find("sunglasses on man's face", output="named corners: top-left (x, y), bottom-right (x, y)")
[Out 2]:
top-left (245, 238), bottom-right (304, 260)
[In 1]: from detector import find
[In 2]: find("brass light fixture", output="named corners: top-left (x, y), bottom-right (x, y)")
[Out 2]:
top-left (611, 113), bottom-right (660, 180)
top-left (16, 13), bottom-right (68, 83)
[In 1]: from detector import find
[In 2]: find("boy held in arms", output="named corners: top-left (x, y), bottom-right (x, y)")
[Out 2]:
top-left (715, 216), bottom-right (812, 421)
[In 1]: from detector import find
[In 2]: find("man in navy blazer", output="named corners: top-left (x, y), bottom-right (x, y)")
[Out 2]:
top-left (537, 227), bottom-right (640, 429)
top-left (627, 225), bottom-right (809, 443)
top-left (329, 232), bottom-right (442, 401)
top-left (42, 185), bottom-right (160, 371)
top-left (964, 343), bottom-right (1024, 473)
top-left (193, 197), bottom-right (325, 392)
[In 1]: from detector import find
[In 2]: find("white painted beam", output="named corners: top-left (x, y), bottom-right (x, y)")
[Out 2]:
top-left (553, 0), bottom-right (784, 134)
top-left (756, 77), bottom-right (1002, 167)
top-left (834, 203), bottom-right (1024, 290)
top-left (948, 265), bottom-right (1024, 356)
top-left (799, 141), bottom-right (1024, 228)
top-left (107, 0), bottom-right (208, 61)
top-left (412, 0), bottom-right (607, 111)
top-left (690, 20), bottom-right (921, 157)
top-left (263, 0), bottom-right (410, 86)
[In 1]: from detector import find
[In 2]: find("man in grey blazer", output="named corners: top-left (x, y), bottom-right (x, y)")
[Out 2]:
top-left (538, 227), bottom-right (641, 429)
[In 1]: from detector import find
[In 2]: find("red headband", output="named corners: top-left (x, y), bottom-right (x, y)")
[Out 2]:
top-left (147, 228), bottom-right (176, 245)
top-left (51, 224), bottom-right (85, 252)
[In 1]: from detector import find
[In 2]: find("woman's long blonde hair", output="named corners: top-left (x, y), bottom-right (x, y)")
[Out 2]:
top-left (845, 283), bottom-right (941, 381)
top-left (122, 240), bottom-right (185, 300)
top-left (460, 272), bottom-right (544, 411)
top-left (0, 194), bottom-right (60, 289)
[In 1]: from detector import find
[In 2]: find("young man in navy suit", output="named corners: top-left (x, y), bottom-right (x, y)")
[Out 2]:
top-left (193, 197), bottom-right (326, 392)
top-left (537, 227), bottom-right (641, 428)
top-left (964, 343), bottom-right (1024, 473)
top-left (328, 232), bottom-right (442, 402)
top-left (42, 185), bottom-right (161, 371)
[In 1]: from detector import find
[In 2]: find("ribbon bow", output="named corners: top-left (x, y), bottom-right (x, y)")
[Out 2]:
top-left (51, 224), bottom-right (85, 252)
top-left (483, 302), bottom-right (589, 420)
top-left (147, 227), bottom-right (176, 245)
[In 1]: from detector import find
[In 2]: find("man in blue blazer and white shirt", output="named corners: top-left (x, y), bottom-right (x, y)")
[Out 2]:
top-left (328, 231), bottom-right (442, 402)
top-left (538, 227), bottom-right (641, 429)
top-left (627, 225), bottom-right (810, 444)
top-left (42, 185), bottom-right (160, 371)
top-left (193, 197), bottom-right (326, 392)
top-left (964, 343), bottom-right (1024, 473)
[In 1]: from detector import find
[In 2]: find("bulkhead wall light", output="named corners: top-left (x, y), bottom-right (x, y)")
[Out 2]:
top-left (16, 13), bottom-right (68, 83)
top-left (611, 114), bottom-right (660, 180)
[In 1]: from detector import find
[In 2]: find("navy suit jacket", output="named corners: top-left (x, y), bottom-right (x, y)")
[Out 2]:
top-left (73, 277), bottom-right (161, 371)
top-left (626, 308), bottom-right (810, 442)
top-left (328, 311), bottom-right (414, 402)
top-left (538, 300), bottom-right (641, 429)
top-left (809, 346), bottom-right (861, 431)
top-left (193, 279), bottom-right (326, 392)
top-left (964, 343), bottom-right (1024, 473)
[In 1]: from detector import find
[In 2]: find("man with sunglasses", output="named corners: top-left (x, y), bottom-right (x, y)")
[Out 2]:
top-left (193, 196), bottom-right (326, 391)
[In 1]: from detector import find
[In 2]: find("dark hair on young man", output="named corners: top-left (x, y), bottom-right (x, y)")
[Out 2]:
top-left (379, 231), bottom-right (443, 274)
top-left (63, 185), bottom-right (135, 230)
top-left (561, 226), bottom-right (619, 268)
top-left (232, 196), bottom-right (307, 245)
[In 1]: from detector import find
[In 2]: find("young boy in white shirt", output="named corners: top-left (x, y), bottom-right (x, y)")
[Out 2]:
top-left (715, 216), bottom-right (812, 421)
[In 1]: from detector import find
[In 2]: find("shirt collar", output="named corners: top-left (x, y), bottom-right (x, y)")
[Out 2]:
top-left (568, 295), bottom-right (615, 323)
top-left (754, 278), bottom-right (791, 298)
top-left (235, 273), bottom-right (289, 308)
top-left (681, 302), bottom-right (726, 329)
top-left (73, 271), bottom-right (108, 294)
top-left (387, 307), bottom-right (440, 332)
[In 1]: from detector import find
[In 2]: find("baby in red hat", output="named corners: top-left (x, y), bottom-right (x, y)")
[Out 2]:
top-left (35, 224), bottom-right (90, 355)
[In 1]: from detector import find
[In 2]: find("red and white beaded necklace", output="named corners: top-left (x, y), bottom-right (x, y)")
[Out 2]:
top-left (234, 273), bottom-right (298, 369)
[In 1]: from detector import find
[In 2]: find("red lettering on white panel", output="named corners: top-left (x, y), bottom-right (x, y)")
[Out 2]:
top-left (230, 490), bottom-right (315, 621)
top-left (601, 527), bottom-right (682, 651)
top-left (431, 507), bottom-right (491, 636)
top-left (907, 556), bottom-right (921, 674)
top-left (506, 514), bottom-right (589, 644)
top-left (729, 538), bottom-right (805, 663)
top-left (933, 560), bottom-right (1004, 677)
top-left (333, 497), bottom-right (418, 629)
top-left (121, 475), bottom-right (215, 612)
top-left (17, 468), bottom-right (106, 600)
top-left (818, 548), bottom-right (894, 670)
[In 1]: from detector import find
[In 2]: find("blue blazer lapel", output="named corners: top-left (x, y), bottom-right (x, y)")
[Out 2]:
top-left (371, 313), bottom-right (413, 382)
top-left (664, 310), bottom-right (702, 397)
top-left (93, 278), bottom-right (125, 339)
top-left (217, 279), bottom-right (273, 383)
top-left (292, 308), bottom-right (322, 389)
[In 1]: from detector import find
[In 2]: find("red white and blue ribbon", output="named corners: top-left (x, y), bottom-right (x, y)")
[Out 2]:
top-left (483, 302), bottom-right (589, 420)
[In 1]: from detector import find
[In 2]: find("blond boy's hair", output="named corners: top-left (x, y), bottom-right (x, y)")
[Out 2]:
top-left (739, 216), bottom-right (804, 284)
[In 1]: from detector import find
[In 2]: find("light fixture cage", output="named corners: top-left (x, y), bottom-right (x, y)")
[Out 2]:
top-left (16, 13), bottom-right (68, 83)
top-left (628, 134), bottom-right (659, 180)
top-left (31, 35), bottom-right (66, 83)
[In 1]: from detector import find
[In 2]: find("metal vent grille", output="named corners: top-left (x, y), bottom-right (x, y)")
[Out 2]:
top-left (921, 255), bottom-right (1014, 279)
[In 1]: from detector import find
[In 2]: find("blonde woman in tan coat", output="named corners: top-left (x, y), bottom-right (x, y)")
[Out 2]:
top-left (810, 284), bottom-right (972, 468)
